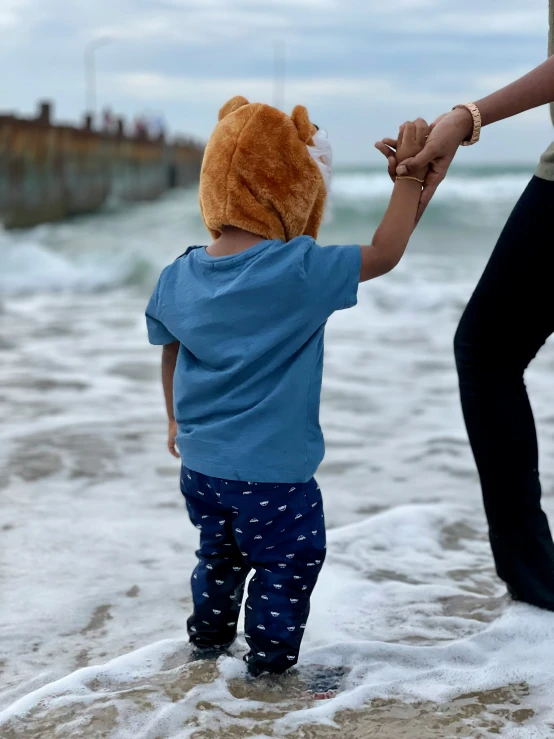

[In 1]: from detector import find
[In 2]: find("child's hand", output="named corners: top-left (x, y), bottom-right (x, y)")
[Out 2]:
top-left (395, 119), bottom-right (430, 181)
top-left (168, 419), bottom-right (180, 458)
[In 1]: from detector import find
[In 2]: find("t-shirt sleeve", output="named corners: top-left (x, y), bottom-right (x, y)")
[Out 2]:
top-left (302, 242), bottom-right (361, 319)
top-left (145, 278), bottom-right (178, 346)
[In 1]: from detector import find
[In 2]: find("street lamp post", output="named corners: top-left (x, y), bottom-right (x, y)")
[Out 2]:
top-left (84, 37), bottom-right (111, 122)
top-left (273, 40), bottom-right (286, 111)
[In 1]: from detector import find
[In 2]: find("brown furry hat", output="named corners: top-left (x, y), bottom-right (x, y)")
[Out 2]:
top-left (199, 96), bottom-right (327, 242)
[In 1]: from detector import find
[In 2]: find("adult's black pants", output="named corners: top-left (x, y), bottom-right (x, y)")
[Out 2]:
top-left (454, 176), bottom-right (554, 610)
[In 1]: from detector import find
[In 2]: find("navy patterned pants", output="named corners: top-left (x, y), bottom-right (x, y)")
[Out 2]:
top-left (180, 465), bottom-right (326, 676)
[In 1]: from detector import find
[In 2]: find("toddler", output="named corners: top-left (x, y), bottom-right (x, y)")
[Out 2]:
top-left (146, 96), bottom-right (430, 677)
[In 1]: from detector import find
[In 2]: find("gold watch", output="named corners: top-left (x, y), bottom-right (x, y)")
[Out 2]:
top-left (452, 103), bottom-right (482, 146)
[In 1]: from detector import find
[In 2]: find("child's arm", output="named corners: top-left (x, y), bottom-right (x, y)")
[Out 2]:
top-left (360, 119), bottom-right (429, 282)
top-left (162, 341), bottom-right (180, 458)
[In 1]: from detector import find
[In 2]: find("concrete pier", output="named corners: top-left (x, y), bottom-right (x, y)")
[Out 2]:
top-left (0, 102), bottom-right (204, 229)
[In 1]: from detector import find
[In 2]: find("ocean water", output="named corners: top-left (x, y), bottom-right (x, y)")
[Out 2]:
top-left (2, 165), bottom-right (554, 738)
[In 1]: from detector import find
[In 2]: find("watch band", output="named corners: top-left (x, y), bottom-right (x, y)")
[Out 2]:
top-left (453, 103), bottom-right (482, 146)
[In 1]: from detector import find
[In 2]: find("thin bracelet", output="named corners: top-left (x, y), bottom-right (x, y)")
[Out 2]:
top-left (396, 175), bottom-right (425, 184)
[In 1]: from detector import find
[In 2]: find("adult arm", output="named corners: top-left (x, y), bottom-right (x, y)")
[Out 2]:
top-left (376, 56), bottom-right (554, 220)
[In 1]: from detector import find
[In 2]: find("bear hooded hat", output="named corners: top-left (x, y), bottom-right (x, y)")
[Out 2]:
top-left (199, 96), bottom-right (329, 243)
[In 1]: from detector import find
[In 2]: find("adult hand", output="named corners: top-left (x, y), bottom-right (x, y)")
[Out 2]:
top-left (375, 107), bottom-right (473, 221)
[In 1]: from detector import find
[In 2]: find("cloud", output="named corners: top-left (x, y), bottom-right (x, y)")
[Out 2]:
top-left (112, 72), bottom-right (396, 104)
top-left (1, 0), bottom-right (552, 162)
top-left (0, 0), bottom-right (30, 29)
top-left (84, 0), bottom-right (547, 47)
top-left (111, 65), bottom-right (554, 118)
top-left (93, 7), bottom-right (289, 45)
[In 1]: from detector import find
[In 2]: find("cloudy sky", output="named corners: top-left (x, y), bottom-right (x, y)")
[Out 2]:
top-left (1, 0), bottom-right (553, 163)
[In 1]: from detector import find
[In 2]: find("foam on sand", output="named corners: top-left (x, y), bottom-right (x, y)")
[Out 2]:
top-left (2, 505), bottom-right (554, 738)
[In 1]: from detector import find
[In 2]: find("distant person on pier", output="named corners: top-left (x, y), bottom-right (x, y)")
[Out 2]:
top-left (148, 114), bottom-right (166, 140)
top-left (134, 116), bottom-right (147, 139)
top-left (102, 108), bottom-right (114, 134)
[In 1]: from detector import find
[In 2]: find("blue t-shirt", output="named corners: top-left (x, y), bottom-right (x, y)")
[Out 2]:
top-left (146, 236), bottom-right (361, 483)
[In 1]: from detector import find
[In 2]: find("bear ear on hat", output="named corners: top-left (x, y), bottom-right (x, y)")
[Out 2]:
top-left (291, 105), bottom-right (316, 143)
top-left (218, 96), bottom-right (249, 121)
